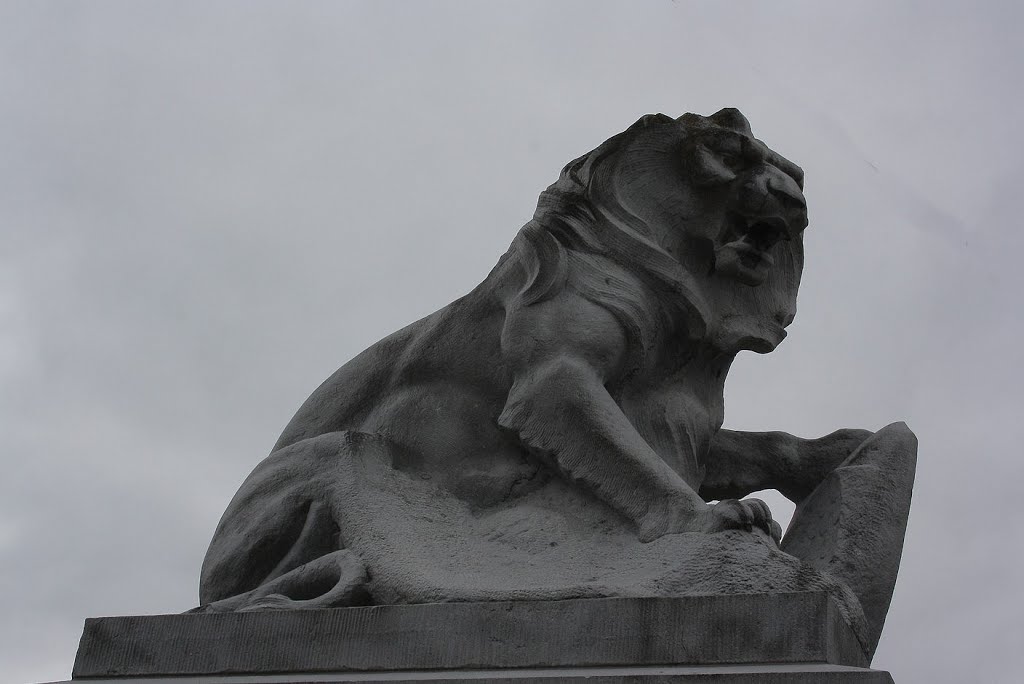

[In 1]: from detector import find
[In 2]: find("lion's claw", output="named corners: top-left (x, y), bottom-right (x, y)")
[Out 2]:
top-left (704, 498), bottom-right (781, 544)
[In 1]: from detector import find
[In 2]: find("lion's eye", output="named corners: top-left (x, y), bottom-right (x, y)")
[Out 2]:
top-left (719, 153), bottom-right (743, 168)
top-left (714, 136), bottom-right (745, 169)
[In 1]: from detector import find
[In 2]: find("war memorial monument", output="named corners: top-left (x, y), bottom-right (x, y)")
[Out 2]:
top-left (67, 109), bottom-right (917, 683)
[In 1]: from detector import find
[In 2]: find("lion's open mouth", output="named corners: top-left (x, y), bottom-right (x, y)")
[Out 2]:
top-left (715, 216), bottom-right (790, 286)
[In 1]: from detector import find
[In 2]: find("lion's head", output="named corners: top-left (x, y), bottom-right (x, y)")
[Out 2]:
top-left (515, 108), bottom-right (807, 356)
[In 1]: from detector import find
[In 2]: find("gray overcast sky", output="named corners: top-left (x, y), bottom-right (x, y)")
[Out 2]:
top-left (1, 1), bottom-right (1021, 682)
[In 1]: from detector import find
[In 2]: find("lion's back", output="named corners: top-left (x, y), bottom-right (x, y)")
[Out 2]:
top-left (272, 275), bottom-right (514, 455)
top-left (270, 311), bottom-right (446, 452)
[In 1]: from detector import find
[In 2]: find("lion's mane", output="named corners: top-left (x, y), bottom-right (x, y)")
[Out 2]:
top-left (508, 113), bottom-right (713, 375)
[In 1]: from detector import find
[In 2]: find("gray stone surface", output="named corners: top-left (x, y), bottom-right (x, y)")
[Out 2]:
top-left (195, 109), bottom-right (916, 663)
top-left (73, 594), bottom-right (871, 678)
top-left (60, 664), bottom-right (895, 683)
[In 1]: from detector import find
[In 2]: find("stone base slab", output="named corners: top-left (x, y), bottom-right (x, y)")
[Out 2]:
top-left (68, 593), bottom-right (893, 683)
top-left (58, 663), bottom-right (894, 683)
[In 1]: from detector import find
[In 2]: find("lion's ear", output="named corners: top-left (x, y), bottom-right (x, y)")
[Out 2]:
top-left (627, 113), bottom-right (675, 131)
top-left (708, 108), bottom-right (753, 135)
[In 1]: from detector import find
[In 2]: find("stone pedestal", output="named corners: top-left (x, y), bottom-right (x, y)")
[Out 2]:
top-left (65, 592), bottom-right (893, 683)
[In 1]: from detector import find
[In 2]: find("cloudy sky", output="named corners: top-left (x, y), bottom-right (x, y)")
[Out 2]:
top-left (2, 1), bottom-right (1021, 682)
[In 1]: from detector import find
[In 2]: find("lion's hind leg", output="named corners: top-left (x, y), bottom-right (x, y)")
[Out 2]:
top-left (198, 431), bottom-right (373, 611)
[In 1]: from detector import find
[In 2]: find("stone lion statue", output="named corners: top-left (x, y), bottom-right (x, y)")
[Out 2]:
top-left (198, 109), bottom-right (916, 661)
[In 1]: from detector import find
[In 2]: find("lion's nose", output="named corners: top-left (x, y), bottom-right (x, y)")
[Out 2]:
top-left (768, 174), bottom-right (806, 211)
top-left (741, 164), bottom-right (808, 239)
top-left (774, 310), bottom-right (796, 327)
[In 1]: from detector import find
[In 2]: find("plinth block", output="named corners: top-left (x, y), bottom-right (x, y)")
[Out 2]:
top-left (69, 592), bottom-right (893, 683)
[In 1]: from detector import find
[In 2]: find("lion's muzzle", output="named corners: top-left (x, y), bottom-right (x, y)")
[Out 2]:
top-left (715, 164), bottom-right (807, 287)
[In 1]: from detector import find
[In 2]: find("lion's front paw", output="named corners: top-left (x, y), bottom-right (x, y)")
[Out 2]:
top-left (702, 498), bottom-right (782, 544)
